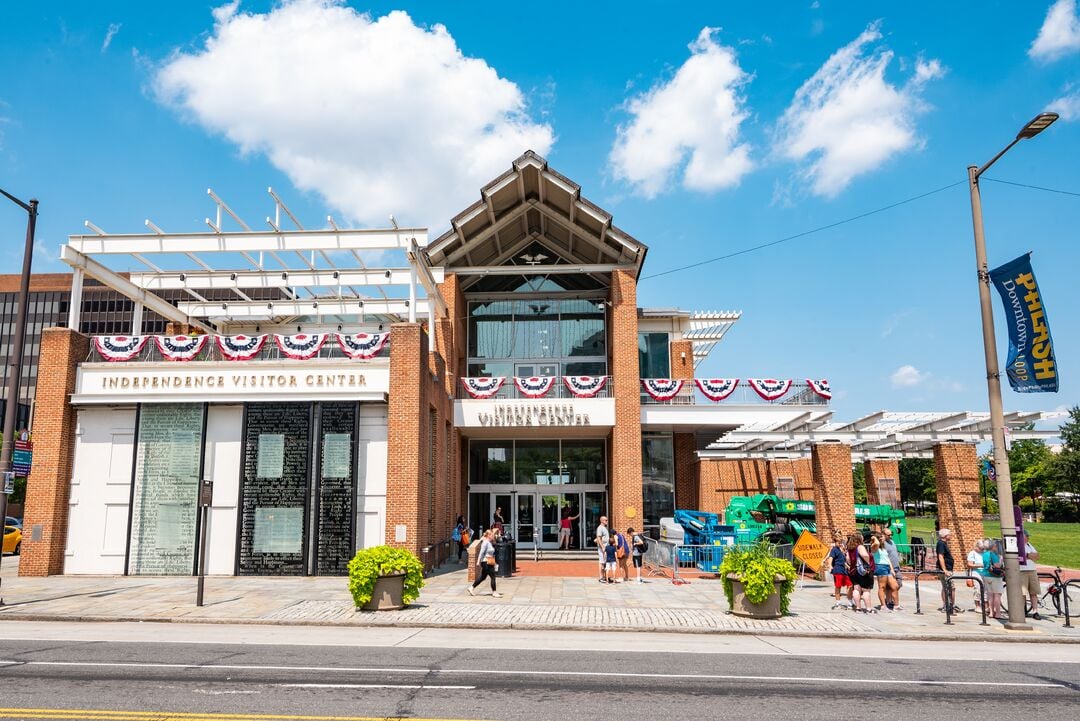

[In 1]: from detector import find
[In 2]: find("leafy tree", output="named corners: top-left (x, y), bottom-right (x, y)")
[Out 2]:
top-left (1006, 426), bottom-right (1055, 511)
top-left (1048, 406), bottom-right (1080, 517)
top-left (899, 458), bottom-right (935, 512)
top-left (852, 463), bottom-right (867, 504)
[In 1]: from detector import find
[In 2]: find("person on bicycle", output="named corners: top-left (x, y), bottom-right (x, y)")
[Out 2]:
top-left (1021, 536), bottom-right (1043, 620)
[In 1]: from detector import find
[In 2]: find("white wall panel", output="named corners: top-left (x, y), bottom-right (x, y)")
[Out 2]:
top-left (65, 407), bottom-right (135, 574)
top-left (203, 405), bottom-right (242, 575)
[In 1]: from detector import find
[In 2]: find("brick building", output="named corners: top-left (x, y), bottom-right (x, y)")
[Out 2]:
top-left (17, 152), bottom-right (1058, 577)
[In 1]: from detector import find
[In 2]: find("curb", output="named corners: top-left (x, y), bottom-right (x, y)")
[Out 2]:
top-left (1, 612), bottom-right (1078, 644)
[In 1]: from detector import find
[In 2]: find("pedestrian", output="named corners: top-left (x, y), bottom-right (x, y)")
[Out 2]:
top-left (882, 527), bottom-right (903, 610)
top-left (823, 533), bottom-right (851, 609)
top-left (468, 529), bottom-right (503, 598)
top-left (630, 527), bottom-right (647, 583)
top-left (871, 535), bottom-right (896, 611)
top-left (594, 515), bottom-right (610, 583)
top-left (845, 532), bottom-right (874, 613)
top-left (452, 515), bottom-right (469, 563)
top-left (980, 538), bottom-right (1005, 620)
top-left (1021, 535), bottom-right (1043, 620)
top-left (936, 528), bottom-right (962, 614)
top-left (966, 539), bottom-right (986, 611)
top-left (492, 507), bottom-right (506, 535)
top-left (604, 535), bottom-right (618, 584)
top-left (614, 529), bottom-right (631, 582)
top-left (559, 509), bottom-right (580, 550)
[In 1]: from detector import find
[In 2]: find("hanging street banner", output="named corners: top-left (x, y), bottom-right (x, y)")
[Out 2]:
top-left (988, 253), bottom-right (1058, 393)
top-left (12, 430), bottom-right (33, 477)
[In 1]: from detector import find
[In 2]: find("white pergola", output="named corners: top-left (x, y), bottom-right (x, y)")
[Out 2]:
top-left (698, 410), bottom-right (1066, 461)
top-left (686, 310), bottom-right (742, 368)
top-left (60, 188), bottom-right (445, 335)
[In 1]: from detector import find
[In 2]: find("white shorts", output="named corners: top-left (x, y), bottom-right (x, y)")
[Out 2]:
top-left (559, 528), bottom-right (571, 540)
top-left (605, 561), bottom-right (616, 571)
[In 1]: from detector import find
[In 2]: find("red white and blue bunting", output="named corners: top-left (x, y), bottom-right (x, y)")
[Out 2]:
top-left (806, 378), bottom-right (832, 400)
top-left (563, 375), bottom-right (607, 398)
top-left (695, 378), bottom-right (739, 402)
top-left (748, 378), bottom-right (793, 401)
top-left (641, 378), bottom-right (685, 401)
top-left (461, 377), bottom-right (505, 399)
top-left (514, 376), bottom-right (556, 398)
top-left (216, 334), bottom-right (268, 361)
top-left (335, 332), bottom-right (389, 360)
top-left (93, 335), bottom-right (148, 362)
top-left (274, 333), bottom-right (327, 360)
top-left (154, 335), bottom-right (208, 362)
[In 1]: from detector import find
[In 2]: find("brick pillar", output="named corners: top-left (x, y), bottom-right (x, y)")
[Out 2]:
top-left (437, 274), bottom-right (467, 524)
top-left (385, 323), bottom-right (428, 556)
top-left (609, 269), bottom-right (643, 532)
top-left (810, 443), bottom-right (855, 544)
top-left (864, 459), bottom-right (899, 505)
top-left (20, 328), bottom-right (90, 576)
top-left (697, 459), bottom-right (769, 515)
top-left (933, 442), bottom-right (984, 563)
top-left (669, 340), bottom-right (693, 381)
top-left (674, 433), bottom-right (698, 510)
top-left (768, 458), bottom-right (814, 500)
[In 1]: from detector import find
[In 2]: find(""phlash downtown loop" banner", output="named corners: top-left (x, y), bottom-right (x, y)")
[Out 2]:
top-left (988, 253), bottom-right (1058, 393)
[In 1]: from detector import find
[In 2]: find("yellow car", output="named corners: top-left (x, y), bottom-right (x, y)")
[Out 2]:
top-left (3, 525), bottom-right (20, 555)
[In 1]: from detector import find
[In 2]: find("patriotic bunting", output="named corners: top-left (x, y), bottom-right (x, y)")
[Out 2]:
top-left (154, 335), bottom-right (208, 362)
top-left (695, 378), bottom-right (739, 402)
top-left (461, 377), bottom-right (505, 399)
top-left (335, 332), bottom-right (389, 360)
top-left (514, 376), bottom-right (556, 398)
top-left (93, 335), bottom-right (148, 362)
top-left (216, 334), bottom-right (268, 361)
top-left (806, 378), bottom-right (832, 400)
top-left (274, 333), bottom-right (327, 360)
top-left (641, 378), bottom-right (685, 401)
top-left (563, 375), bottom-right (607, 398)
top-left (748, 378), bottom-right (793, 401)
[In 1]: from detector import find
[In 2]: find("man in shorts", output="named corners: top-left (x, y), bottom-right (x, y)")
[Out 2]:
top-left (1021, 536), bottom-right (1043, 620)
top-left (936, 528), bottom-right (962, 613)
top-left (595, 516), bottom-right (610, 583)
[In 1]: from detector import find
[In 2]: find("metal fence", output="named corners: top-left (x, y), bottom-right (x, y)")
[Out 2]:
top-left (639, 384), bottom-right (828, 406)
top-left (86, 336), bottom-right (390, 363)
top-left (418, 538), bottom-right (456, 576)
top-left (643, 539), bottom-right (794, 583)
top-left (455, 376), bottom-right (613, 400)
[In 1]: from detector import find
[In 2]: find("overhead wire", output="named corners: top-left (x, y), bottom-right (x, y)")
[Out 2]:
top-left (641, 176), bottom-right (1080, 281)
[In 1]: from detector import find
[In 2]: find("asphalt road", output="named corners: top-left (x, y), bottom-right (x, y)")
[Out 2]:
top-left (0, 623), bottom-right (1077, 720)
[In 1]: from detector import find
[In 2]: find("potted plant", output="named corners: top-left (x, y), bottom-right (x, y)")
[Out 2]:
top-left (719, 541), bottom-right (798, 619)
top-left (347, 545), bottom-right (425, 611)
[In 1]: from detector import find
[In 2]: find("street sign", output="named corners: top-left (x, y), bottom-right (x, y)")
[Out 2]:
top-left (12, 433), bottom-right (32, 477)
top-left (199, 480), bottom-right (214, 507)
top-left (792, 530), bottom-right (828, 570)
top-left (2, 471), bottom-right (14, 495)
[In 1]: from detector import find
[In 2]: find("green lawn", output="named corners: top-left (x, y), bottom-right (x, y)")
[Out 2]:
top-left (905, 517), bottom-right (1080, 570)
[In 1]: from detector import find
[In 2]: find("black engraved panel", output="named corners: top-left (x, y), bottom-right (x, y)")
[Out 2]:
top-left (239, 403), bottom-right (311, 575)
top-left (316, 402), bottom-right (357, 575)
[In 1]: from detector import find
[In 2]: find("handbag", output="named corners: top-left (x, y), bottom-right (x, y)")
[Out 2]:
top-left (461, 531), bottom-right (470, 545)
top-left (485, 555), bottom-right (496, 567)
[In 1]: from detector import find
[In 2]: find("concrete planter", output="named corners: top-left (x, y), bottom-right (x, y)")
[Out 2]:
top-left (360, 572), bottom-right (406, 611)
top-left (726, 573), bottom-right (787, 619)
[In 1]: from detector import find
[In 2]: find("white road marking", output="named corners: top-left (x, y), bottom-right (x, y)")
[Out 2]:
top-left (0, 659), bottom-right (1066, 689)
top-left (280, 684), bottom-right (474, 690)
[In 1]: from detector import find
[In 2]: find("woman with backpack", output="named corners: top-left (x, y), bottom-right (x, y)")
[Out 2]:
top-left (980, 538), bottom-right (1005, 620)
top-left (452, 515), bottom-right (469, 563)
top-left (846, 532), bottom-right (875, 613)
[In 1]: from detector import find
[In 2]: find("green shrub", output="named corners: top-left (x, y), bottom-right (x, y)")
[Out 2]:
top-left (1042, 497), bottom-right (1080, 523)
top-left (719, 541), bottom-right (798, 615)
top-left (347, 545), bottom-right (425, 608)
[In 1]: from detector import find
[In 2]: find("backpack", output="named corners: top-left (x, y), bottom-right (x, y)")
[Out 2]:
top-left (636, 534), bottom-right (649, 553)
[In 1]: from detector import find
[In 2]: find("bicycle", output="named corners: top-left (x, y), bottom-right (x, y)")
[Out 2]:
top-left (1001, 567), bottom-right (1076, 617)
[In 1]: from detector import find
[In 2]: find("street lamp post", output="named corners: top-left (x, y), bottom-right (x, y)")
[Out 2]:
top-left (966, 112), bottom-right (1057, 630)
top-left (0, 187), bottom-right (38, 602)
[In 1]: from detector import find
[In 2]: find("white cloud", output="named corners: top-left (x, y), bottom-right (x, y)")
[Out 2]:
top-left (774, 22), bottom-right (943, 198)
top-left (1049, 86), bottom-right (1080, 120)
top-left (890, 364), bottom-right (926, 388)
top-left (152, 1), bottom-right (553, 229)
top-left (609, 27), bottom-right (754, 198)
top-left (1030, 0), bottom-right (1080, 62)
top-left (102, 22), bottom-right (121, 52)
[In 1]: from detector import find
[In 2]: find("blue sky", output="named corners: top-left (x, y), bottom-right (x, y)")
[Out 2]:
top-left (1, 1), bottom-right (1078, 425)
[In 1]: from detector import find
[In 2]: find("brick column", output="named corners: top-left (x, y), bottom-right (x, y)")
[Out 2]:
top-left (385, 323), bottom-right (428, 556)
top-left (696, 459), bottom-right (769, 515)
top-left (609, 269), bottom-right (643, 532)
top-left (767, 458), bottom-right (814, 500)
top-left (933, 442), bottom-right (984, 562)
top-left (864, 459), bottom-right (899, 505)
top-left (810, 442), bottom-right (855, 544)
top-left (669, 340), bottom-right (693, 381)
top-left (674, 433), bottom-right (698, 510)
top-left (19, 328), bottom-right (90, 576)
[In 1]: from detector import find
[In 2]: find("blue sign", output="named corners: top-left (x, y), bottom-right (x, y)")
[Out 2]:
top-left (988, 254), bottom-right (1058, 393)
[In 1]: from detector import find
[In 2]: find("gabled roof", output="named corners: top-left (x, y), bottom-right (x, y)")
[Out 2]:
top-left (424, 151), bottom-right (646, 287)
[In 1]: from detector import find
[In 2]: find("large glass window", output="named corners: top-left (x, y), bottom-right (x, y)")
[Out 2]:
top-left (469, 439), bottom-right (606, 486)
top-left (638, 332), bottom-right (671, 378)
top-left (466, 298), bottom-right (606, 375)
top-left (642, 433), bottom-right (675, 530)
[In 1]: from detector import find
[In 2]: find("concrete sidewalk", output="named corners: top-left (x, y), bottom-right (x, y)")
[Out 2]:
top-left (1, 556), bottom-right (1077, 642)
